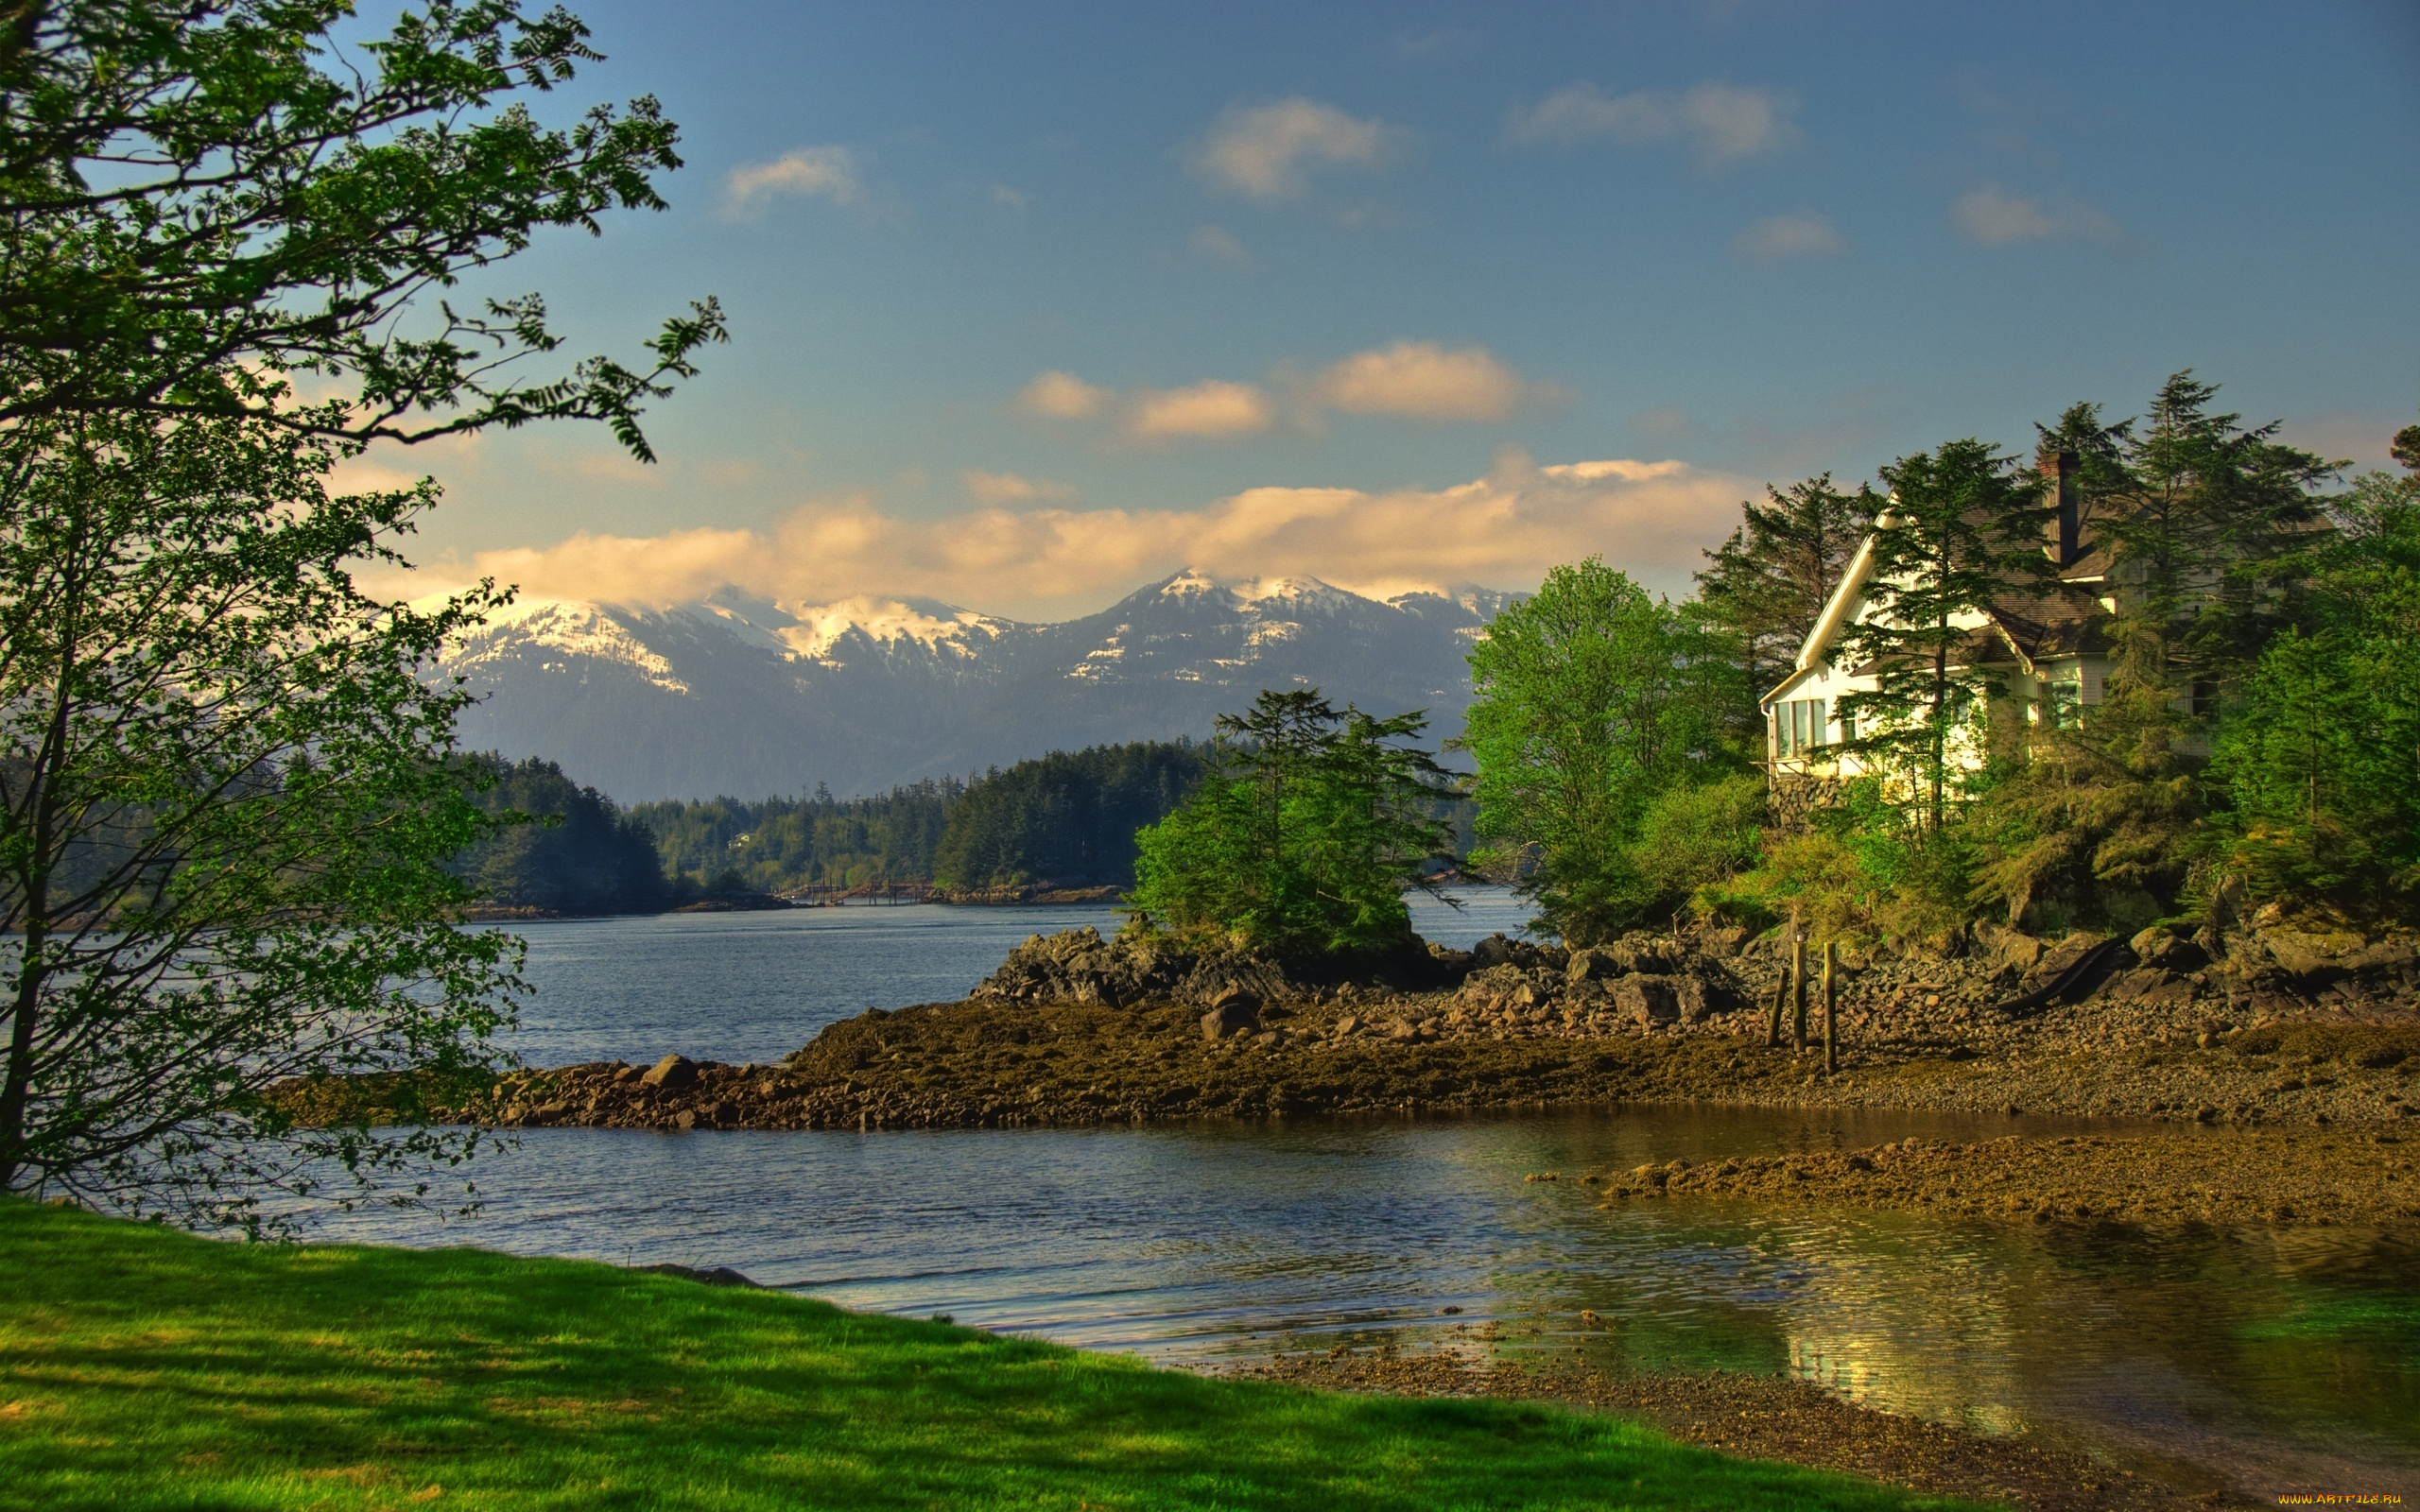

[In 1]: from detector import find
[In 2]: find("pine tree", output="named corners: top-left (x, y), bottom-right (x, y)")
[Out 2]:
top-left (1839, 439), bottom-right (2054, 831)
top-left (1696, 474), bottom-right (1878, 713)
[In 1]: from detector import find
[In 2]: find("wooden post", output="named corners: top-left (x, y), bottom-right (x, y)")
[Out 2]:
top-left (1790, 934), bottom-right (1808, 1053)
top-left (1764, 920), bottom-right (1792, 1047)
top-left (1822, 941), bottom-right (1838, 1074)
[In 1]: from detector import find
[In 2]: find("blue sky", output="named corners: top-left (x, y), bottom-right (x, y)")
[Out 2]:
top-left (364, 0), bottom-right (2420, 620)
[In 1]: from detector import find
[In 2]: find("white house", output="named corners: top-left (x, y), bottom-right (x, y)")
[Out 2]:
top-left (1761, 451), bottom-right (2119, 779)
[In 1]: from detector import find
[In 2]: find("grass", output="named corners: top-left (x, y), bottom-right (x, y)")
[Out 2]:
top-left (0, 1199), bottom-right (1994, 1512)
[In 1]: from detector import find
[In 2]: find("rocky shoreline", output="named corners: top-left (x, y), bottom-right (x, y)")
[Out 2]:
top-left (277, 919), bottom-right (2420, 1227)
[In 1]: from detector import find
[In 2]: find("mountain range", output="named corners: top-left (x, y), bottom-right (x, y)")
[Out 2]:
top-left (438, 571), bottom-right (1512, 800)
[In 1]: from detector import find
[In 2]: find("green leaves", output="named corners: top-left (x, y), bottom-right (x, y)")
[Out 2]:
top-left (0, 407), bottom-right (526, 1230)
top-left (1457, 558), bottom-right (1747, 944)
top-left (0, 0), bottom-right (722, 455)
top-left (1127, 691), bottom-right (1454, 954)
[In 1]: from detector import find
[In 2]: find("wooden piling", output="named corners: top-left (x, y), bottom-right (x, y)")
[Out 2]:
top-left (1790, 935), bottom-right (1808, 1052)
top-left (1822, 940), bottom-right (1838, 1074)
top-left (1764, 920), bottom-right (1792, 1047)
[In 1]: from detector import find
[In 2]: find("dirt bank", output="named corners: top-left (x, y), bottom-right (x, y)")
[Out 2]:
top-left (1218, 1352), bottom-right (2225, 1512)
top-left (1578, 1125), bottom-right (2420, 1227)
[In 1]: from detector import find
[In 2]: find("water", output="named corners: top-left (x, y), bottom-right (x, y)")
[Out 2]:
top-left (321, 892), bottom-right (2418, 1499)
top-left (496, 888), bottom-right (1532, 1067)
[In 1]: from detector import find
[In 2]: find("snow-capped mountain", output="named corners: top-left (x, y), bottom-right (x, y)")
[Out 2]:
top-left (439, 571), bottom-right (1511, 800)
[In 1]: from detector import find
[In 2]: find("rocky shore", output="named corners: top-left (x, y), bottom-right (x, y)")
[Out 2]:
top-left (1574, 1125), bottom-right (2419, 1227)
top-left (391, 916), bottom-right (2420, 1143)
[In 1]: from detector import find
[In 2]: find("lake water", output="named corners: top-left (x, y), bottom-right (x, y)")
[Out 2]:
top-left (320, 893), bottom-right (2420, 1500)
top-left (497, 889), bottom-right (1533, 1067)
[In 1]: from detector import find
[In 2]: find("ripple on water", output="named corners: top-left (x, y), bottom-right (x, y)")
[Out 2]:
top-left (316, 897), bottom-right (2417, 1500)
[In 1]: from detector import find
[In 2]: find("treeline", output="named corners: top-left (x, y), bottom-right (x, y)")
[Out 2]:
top-left (631, 780), bottom-right (961, 894)
top-left (932, 743), bottom-right (1208, 888)
top-left (449, 757), bottom-right (676, 915)
top-left (451, 739), bottom-right (1205, 904)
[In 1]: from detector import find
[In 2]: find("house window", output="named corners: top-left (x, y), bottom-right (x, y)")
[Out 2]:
top-left (1772, 697), bottom-right (1829, 758)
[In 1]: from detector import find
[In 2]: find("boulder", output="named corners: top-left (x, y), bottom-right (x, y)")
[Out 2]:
top-left (2019, 933), bottom-right (2111, 994)
top-left (1612, 974), bottom-right (1680, 1026)
top-left (1995, 931), bottom-right (2048, 974)
top-left (642, 1054), bottom-right (699, 1091)
top-left (1567, 947), bottom-right (1624, 983)
top-left (1471, 934), bottom-right (1516, 968)
top-left (1674, 974), bottom-right (1719, 1024)
top-left (2130, 926), bottom-right (2208, 973)
top-left (1200, 998), bottom-right (1261, 1041)
top-left (1607, 935), bottom-right (1681, 976)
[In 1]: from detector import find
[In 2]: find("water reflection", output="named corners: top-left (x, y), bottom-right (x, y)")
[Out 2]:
top-left (316, 1106), bottom-right (2420, 1497)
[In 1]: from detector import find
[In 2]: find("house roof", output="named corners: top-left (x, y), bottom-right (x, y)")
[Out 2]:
top-left (1766, 507), bottom-right (2118, 708)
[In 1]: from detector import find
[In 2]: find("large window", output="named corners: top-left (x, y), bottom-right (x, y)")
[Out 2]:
top-left (1772, 696), bottom-right (1829, 758)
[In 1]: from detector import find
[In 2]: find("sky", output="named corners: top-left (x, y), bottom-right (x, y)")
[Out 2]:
top-left (348, 0), bottom-right (2420, 622)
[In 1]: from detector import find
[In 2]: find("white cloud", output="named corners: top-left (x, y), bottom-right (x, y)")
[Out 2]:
top-left (1951, 182), bottom-right (2121, 246)
top-left (989, 184), bottom-right (1029, 212)
top-left (1507, 81), bottom-right (1798, 164)
top-left (961, 469), bottom-right (1075, 506)
top-left (448, 452), bottom-right (1749, 620)
top-left (1190, 224), bottom-right (1253, 266)
top-left (1193, 97), bottom-right (1398, 201)
top-left (1019, 343), bottom-right (1548, 444)
top-left (1734, 212), bottom-right (1846, 264)
top-left (722, 146), bottom-right (860, 217)
top-left (1313, 342), bottom-right (1529, 422)
top-left (1126, 380), bottom-right (1273, 440)
top-left (1015, 370), bottom-right (1112, 421)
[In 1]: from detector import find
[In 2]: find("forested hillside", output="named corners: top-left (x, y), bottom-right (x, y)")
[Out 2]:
top-left (631, 782), bottom-right (960, 893)
top-left (932, 742), bottom-right (1207, 888)
top-left (629, 740), bottom-right (1215, 893)
top-left (451, 757), bottom-right (674, 915)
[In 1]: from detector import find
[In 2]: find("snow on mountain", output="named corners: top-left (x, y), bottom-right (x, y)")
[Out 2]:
top-left (439, 569), bottom-right (1512, 801)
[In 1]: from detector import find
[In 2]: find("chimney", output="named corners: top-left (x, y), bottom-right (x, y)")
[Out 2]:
top-left (2044, 449), bottom-right (2079, 568)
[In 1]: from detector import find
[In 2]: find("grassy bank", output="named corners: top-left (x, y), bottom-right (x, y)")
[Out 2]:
top-left (0, 1201), bottom-right (1988, 1512)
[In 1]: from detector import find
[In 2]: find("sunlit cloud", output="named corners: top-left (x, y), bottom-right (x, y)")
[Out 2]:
top-left (961, 469), bottom-right (1076, 506)
top-left (722, 146), bottom-right (861, 218)
top-left (1126, 380), bottom-right (1274, 440)
top-left (1312, 342), bottom-right (1530, 422)
top-left (1193, 97), bottom-right (1400, 202)
top-left (1507, 81), bottom-right (1799, 164)
top-left (437, 452), bottom-right (1749, 621)
top-left (1018, 342), bottom-right (1550, 444)
top-left (1735, 212), bottom-right (1846, 264)
top-left (1015, 369), bottom-right (1113, 421)
top-left (1951, 182), bottom-right (2121, 246)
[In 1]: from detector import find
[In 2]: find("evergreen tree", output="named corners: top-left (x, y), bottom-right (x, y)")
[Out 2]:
top-left (931, 742), bottom-right (1205, 889)
top-left (451, 757), bottom-right (671, 914)
top-left (1839, 439), bottom-right (2053, 831)
top-left (2093, 373), bottom-right (2334, 698)
top-left (1696, 474), bottom-right (1878, 715)
top-left (2213, 431), bottom-right (2420, 911)
top-left (1128, 692), bottom-right (1454, 954)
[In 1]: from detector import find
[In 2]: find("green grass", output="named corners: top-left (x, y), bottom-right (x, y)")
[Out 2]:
top-left (0, 1200), bottom-right (1990, 1511)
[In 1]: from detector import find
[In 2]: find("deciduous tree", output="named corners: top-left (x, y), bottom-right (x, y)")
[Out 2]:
top-left (1456, 559), bottom-right (1742, 944)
